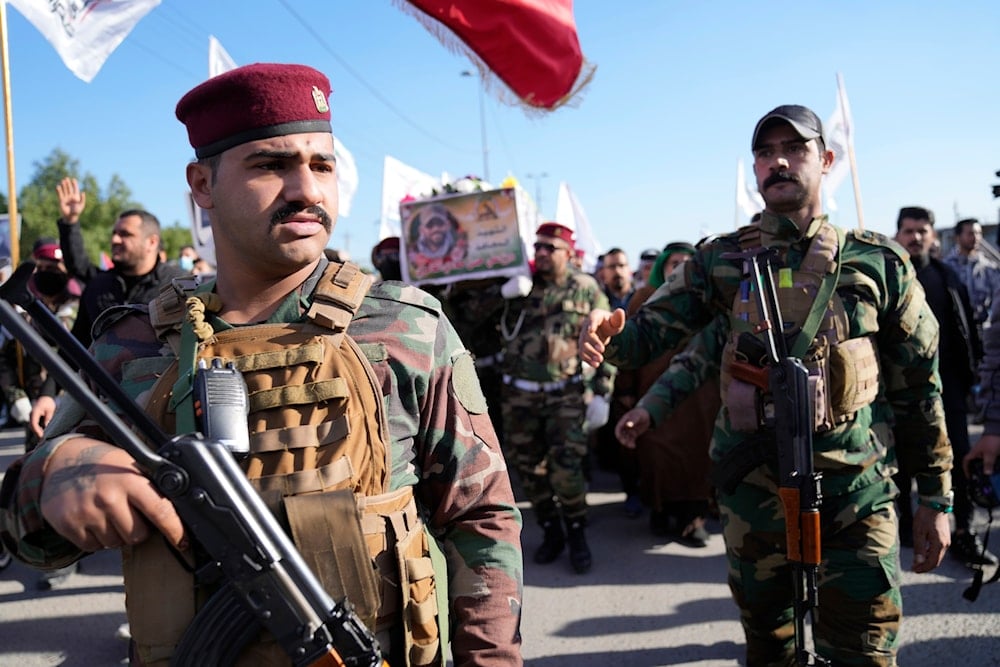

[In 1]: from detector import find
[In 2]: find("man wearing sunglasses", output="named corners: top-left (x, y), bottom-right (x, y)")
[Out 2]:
top-left (500, 222), bottom-right (615, 574)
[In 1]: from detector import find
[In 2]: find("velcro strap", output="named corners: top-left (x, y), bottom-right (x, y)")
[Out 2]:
top-left (308, 261), bottom-right (372, 331)
top-left (250, 378), bottom-right (348, 411)
top-left (221, 343), bottom-right (324, 373)
top-left (406, 557), bottom-right (435, 582)
top-left (249, 417), bottom-right (349, 453)
top-left (249, 456), bottom-right (354, 495)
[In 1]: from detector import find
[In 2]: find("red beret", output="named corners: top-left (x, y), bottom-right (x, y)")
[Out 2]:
top-left (373, 237), bottom-right (400, 254)
top-left (176, 63), bottom-right (333, 158)
top-left (32, 243), bottom-right (62, 262)
top-left (536, 222), bottom-right (574, 248)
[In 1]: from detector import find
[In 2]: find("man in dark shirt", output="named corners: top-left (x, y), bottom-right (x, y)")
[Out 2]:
top-left (895, 206), bottom-right (996, 566)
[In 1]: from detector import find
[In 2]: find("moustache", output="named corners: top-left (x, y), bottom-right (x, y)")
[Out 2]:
top-left (763, 172), bottom-right (799, 190)
top-left (270, 205), bottom-right (333, 230)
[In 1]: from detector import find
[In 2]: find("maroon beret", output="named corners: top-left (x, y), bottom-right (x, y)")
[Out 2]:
top-left (373, 237), bottom-right (400, 255)
top-left (176, 63), bottom-right (333, 159)
top-left (32, 243), bottom-right (63, 262)
top-left (536, 222), bottom-right (575, 248)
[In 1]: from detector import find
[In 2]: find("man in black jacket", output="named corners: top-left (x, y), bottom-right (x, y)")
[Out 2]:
top-left (895, 206), bottom-right (996, 566)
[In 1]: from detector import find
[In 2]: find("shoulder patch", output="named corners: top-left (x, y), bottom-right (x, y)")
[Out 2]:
top-left (451, 351), bottom-right (489, 415)
top-left (92, 304), bottom-right (149, 340)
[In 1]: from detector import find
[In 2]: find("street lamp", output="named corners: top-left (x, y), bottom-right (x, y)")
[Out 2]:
top-left (525, 172), bottom-right (549, 216)
top-left (461, 70), bottom-right (489, 182)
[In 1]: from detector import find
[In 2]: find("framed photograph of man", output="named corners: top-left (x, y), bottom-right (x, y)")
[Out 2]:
top-left (400, 187), bottom-right (533, 285)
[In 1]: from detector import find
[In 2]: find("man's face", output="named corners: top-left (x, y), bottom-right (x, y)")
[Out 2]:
top-left (752, 123), bottom-right (832, 215)
top-left (602, 251), bottom-right (631, 292)
top-left (110, 215), bottom-right (158, 271)
top-left (895, 217), bottom-right (935, 259)
top-left (419, 211), bottom-right (451, 251)
top-left (190, 132), bottom-right (337, 277)
top-left (957, 223), bottom-right (983, 253)
top-left (663, 253), bottom-right (691, 279)
top-left (533, 235), bottom-right (571, 278)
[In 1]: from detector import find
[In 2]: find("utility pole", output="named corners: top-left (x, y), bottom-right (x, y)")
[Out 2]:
top-left (526, 172), bottom-right (549, 216)
top-left (461, 70), bottom-right (489, 181)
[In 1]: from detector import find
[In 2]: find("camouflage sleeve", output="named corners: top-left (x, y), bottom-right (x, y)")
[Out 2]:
top-left (605, 249), bottom-right (718, 369)
top-left (637, 315), bottom-right (726, 426)
top-left (876, 245), bottom-right (952, 498)
top-left (978, 290), bottom-right (1000, 436)
top-left (0, 310), bottom-right (163, 568)
top-left (359, 284), bottom-right (523, 665)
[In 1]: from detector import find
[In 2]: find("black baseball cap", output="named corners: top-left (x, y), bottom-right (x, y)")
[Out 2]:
top-left (751, 105), bottom-right (824, 150)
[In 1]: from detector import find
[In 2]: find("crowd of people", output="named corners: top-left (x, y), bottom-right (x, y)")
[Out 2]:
top-left (0, 63), bottom-right (996, 666)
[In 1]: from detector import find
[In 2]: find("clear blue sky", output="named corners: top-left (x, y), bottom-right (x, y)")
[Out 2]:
top-left (3, 1), bottom-right (1000, 266)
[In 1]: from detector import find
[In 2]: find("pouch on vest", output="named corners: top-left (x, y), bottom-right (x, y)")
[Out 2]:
top-left (285, 489), bottom-right (381, 629)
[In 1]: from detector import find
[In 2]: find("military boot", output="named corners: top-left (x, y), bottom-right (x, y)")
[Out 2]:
top-left (566, 519), bottom-right (592, 574)
top-left (533, 519), bottom-right (566, 564)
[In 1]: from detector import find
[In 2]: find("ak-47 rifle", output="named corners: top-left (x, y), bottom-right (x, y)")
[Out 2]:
top-left (0, 262), bottom-right (386, 667)
top-left (724, 247), bottom-right (827, 667)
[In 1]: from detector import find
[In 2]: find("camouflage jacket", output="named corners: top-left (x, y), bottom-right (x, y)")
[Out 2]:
top-left (978, 294), bottom-right (1000, 437)
top-left (502, 268), bottom-right (615, 396)
top-left (943, 249), bottom-right (1000, 325)
top-left (0, 267), bottom-right (523, 666)
top-left (638, 315), bottom-right (726, 427)
top-left (605, 212), bottom-right (952, 499)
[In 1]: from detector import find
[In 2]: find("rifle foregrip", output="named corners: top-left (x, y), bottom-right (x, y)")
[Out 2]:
top-left (801, 510), bottom-right (822, 566)
top-left (778, 487), bottom-right (802, 562)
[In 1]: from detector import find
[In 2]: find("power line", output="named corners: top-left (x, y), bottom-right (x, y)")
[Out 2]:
top-left (275, 0), bottom-right (471, 154)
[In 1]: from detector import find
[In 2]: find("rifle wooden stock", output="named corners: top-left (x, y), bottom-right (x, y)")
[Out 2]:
top-left (0, 262), bottom-right (386, 667)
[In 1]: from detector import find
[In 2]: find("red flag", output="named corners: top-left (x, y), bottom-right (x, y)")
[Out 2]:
top-left (399, 0), bottom-right (594, 110)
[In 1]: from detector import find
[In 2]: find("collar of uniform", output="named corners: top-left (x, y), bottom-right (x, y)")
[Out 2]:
top-left (206, 258), bottom-right (327, 330)
top-left (757, 211), bottom-right (828, 242)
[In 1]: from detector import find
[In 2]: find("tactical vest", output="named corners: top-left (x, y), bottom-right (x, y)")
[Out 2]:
top-left (720, 221), bottom-right (881, 433)
top-left (126, 261), bottom-right (442, 667)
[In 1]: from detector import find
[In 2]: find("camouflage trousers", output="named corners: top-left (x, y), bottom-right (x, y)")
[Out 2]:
top-left (719, 476), bottom-right (901, 667)
top-left (501, 383), bottom-right (588, 523)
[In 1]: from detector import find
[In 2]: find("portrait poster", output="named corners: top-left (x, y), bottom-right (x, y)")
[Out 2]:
top-left (400, 187), bottom-right (532, 285)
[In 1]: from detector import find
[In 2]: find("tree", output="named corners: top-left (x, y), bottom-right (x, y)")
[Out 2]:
top-left (12, 149), bottom-right (143, 263)
top-left (159, 224), bottom-right (193, 262)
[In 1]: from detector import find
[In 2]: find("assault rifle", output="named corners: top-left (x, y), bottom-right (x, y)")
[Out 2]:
top-left (0, 262), bottom-right (385, 667)
top-left (724, 247), bottom-right (827, 667)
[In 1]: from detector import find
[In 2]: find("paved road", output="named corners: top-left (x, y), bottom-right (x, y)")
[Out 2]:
top-left (2, 427), bottom-right (998, 666)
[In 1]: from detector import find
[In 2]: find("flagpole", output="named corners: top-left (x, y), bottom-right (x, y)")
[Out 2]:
top-left (837, 73), bottom-right (865, 232)
top-left (0, 0), bottom-right (18, 265)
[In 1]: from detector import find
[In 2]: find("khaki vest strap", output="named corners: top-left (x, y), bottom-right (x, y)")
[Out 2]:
top-left (308, 261), bottom-right (373, 332)
top-left (250, 418), bottom-right (349, 454)
top-left (791, 223), bottom-right (845, 358)
top-left (221, 343), bottom-right (324, 373)
top-left (250, 377), bottom-right (349, 412)
top-left (249, 456), bottom-right (355, 495)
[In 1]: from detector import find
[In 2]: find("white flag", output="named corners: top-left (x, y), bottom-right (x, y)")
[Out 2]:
top-left (379, 156), bottom-right (438, 240)
top-left (9, 0), bottom-right (160, 83)
top-left (555, 182), bottom-right (601, 272)
top-left (207, 35), bottom-right (236, 78)
top-left (824, 76), bottom-right (854, 212)
top-left (736, 158), bottom-right (764, 222)
top-left (334, 139), bottom-right (358, 217)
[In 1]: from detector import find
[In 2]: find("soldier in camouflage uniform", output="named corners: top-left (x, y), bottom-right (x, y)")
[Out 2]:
top-left (501, 222), bottom-right (615, 574)
top-left (0, 63), bottom-right (522, 666)
top-left (581, 105), bottom-right (953, 666)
